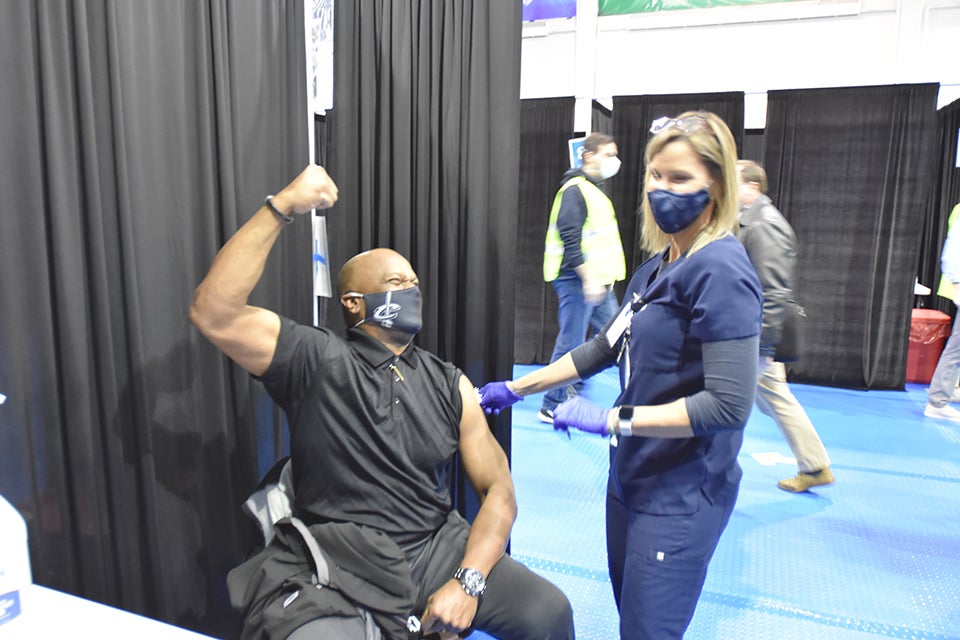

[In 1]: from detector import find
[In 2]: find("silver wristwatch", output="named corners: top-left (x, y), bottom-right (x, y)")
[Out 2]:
top-left (453, 567), bottom-right (487, 597)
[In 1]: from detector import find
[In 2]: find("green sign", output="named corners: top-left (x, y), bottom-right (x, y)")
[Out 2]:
top-left (599, 0), bottom-right (800, 15)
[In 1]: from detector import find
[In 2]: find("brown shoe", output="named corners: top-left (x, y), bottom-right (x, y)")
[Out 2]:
top-left (777, 468), bottom-right (835, 493)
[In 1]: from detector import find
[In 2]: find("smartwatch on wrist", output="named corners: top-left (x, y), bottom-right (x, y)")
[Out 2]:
top-left (453, 567), bottom-right (487, 597)
top-left (617, 405), bottom-right (634, 437)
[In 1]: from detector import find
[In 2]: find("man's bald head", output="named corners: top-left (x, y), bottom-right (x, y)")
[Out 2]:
top-left (338, 248), bottom-right (416, 296)
top-left (338, 248), bottom-right (420, 330)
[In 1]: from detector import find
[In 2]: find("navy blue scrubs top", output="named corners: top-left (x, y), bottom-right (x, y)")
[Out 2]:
top-left (610, 234), bottom-right (762, 515)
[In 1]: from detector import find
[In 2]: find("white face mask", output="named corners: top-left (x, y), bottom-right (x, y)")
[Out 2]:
top-left (596, 156), bottom-right (621, 181)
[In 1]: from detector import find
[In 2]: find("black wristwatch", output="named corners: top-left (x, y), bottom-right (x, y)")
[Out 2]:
top-left (454, 567), bottom-right (487, 597)
top-left (617, 405), bottom-right (634, 436)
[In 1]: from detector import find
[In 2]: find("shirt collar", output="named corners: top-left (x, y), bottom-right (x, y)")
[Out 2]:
top-left (347, 328), bottom-right (419, 369)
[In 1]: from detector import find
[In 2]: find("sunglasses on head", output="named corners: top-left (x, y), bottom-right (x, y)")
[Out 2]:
top-left (649, 115), bottom-right (711, 136)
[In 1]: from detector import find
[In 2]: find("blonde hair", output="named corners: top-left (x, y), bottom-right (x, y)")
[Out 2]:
top-left (639, 111), bottom-right (740, 256)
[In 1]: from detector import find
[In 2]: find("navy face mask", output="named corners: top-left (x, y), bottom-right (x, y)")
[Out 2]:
top-left (348, 286), bottom-right (423, 336)
top-left (648, 187), bottom-right (712, 233)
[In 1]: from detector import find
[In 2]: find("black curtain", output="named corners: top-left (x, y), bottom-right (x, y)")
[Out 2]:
top-left (0, 2), bottom-right (309, 637)
top-left (515, 97), bottom-right (577, 364)
top-left (743, 129), bottom-right (766, 167)
top-left (916, 97), bottom-right (960, 314)
top-left (592, 99), bottom-right (613, 135)
top-left (610, 93), bottom-right (745, 277)
top-left (764, 84), bottom-right (940, 389)
top-left (324, 1), bottom-right (522, 516)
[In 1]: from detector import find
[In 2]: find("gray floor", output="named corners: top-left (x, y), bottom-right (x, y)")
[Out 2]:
top-left (474, 365), bottom-right (960, 640)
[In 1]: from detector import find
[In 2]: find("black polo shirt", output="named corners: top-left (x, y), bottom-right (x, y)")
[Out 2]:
top-left (259, 318), bottom-right (462, 545)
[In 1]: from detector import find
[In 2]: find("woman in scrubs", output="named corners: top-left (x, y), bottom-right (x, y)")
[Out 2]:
top-left (479, 111), bottom-right (763, 639)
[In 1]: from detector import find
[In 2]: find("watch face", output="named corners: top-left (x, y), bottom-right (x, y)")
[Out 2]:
top-left (456, 567), bottom-right (486, 596)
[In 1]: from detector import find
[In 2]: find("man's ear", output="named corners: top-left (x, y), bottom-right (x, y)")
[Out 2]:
top-left (341, 294), bottom-right (361, 314)
top-left (342, 294), bottom-right (365, 323)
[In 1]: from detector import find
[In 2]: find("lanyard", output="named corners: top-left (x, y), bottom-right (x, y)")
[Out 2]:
top-left (604, 292), bottom-right (645, 381)
top-left (607, 254), bottom-right (667, 380)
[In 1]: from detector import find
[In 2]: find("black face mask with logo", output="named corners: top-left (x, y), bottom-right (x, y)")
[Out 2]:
top-left (348, 286), bottom-right (423, 336)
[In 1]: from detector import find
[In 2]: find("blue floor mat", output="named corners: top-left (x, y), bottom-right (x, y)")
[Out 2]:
top-left (501, 365), bottom-right (960, 640)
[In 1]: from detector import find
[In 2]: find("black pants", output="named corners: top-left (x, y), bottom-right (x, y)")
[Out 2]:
top-left (405, 511), bottom-right (575, 640)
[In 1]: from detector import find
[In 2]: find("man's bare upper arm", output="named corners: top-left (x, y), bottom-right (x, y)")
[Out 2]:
top-left (193, 303), bottom-right (281, 377)
top-left (456, 374), bottom-right (514, 499)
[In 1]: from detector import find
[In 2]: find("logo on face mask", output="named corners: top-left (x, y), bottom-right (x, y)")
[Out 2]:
top-left (373, 301), bottom-right (402, 327)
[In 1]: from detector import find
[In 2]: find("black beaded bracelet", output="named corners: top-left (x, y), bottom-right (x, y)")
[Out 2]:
top-left (264, 195), bottom-right (294, 224)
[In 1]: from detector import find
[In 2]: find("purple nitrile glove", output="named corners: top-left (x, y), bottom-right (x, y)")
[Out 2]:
top-left (553, 397), bottom-right (609, 436)
top-left (477, 381), bottom-right (523, 415)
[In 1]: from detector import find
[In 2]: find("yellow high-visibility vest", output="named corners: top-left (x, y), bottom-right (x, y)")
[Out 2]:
top-left (543, 176), bottom-right (626, 283)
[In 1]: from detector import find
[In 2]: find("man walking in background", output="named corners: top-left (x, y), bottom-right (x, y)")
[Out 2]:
top-left (924, 201), bottom-right (960, 423)
top-left (737, 160), bottom-right (834, 492)
top-left (538, 133), bottom-right (626, 424)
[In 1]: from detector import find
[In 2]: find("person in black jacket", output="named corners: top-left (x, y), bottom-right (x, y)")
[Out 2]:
top-left (191, 165), bottom-right (574, 639)
top-left (737, 160), bottom-right (834, 493)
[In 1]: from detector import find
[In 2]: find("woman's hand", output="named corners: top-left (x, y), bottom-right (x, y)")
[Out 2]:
top-left (477, 381), bottom-right (523, 415)
top-left (553, 397), bottom-right (611, 435)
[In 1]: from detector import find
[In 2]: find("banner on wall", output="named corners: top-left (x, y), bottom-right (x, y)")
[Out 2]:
top-left (523, 0), bottom-right (577, 21)
top-left (599, 0), bottom-right (799, 15)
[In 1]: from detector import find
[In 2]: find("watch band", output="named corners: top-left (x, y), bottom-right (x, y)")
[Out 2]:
top-left (617, 405), bottom-right (634, 437)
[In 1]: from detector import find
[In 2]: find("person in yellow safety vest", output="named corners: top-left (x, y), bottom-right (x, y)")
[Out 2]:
top-left (924, 201), bottom-right (960, 422)
top-left (537, 133), bottom-right (626, 424)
